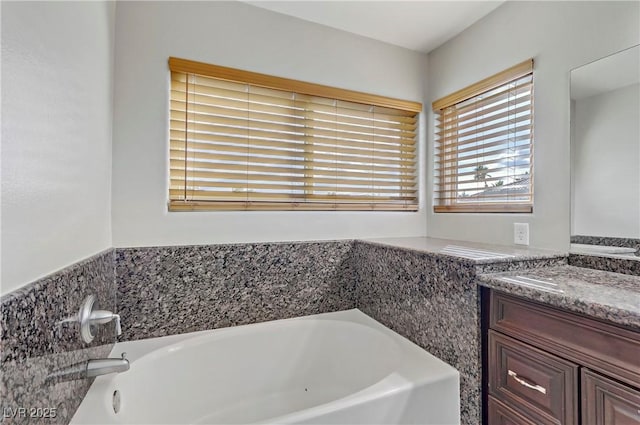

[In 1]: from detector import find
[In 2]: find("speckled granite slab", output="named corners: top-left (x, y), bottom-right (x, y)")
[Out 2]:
top-left (352, 238), bottom-right (565, 425)
top-left (0, 250), bottom-right (116, 425)
top-left (572, 234), bottom-right (640, 249)
top-left (364, 237), bottom-right (566, 264)
top-left (569, 253), bottom-right (640, 276)
top-left (353, 241), bottom-right (481, 425)
top-left (116, 241), bottom-right (356, 341)
top-left (477, 265), bottom-right (640, 329)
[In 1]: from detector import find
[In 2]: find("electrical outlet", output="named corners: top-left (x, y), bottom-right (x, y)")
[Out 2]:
top-left (514, 223), bottom-right (529, 245)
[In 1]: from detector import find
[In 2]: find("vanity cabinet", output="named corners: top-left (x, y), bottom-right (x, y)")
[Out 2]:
top-left (582, 369), bottom-right (640, 424)
top-left (485, 290), bottom-right (640, 425)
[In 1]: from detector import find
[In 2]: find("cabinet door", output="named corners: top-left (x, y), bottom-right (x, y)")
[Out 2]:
top-left (582, 369), bottom-right (640, 425)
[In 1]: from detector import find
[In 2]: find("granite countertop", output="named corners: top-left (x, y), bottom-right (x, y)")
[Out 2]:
top-left (362, 237), bottom-right (566, 264)
top-left (477, 265), bottom-right (640, 329)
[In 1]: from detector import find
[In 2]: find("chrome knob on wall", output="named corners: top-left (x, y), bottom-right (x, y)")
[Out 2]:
top-left (62, 294), bottom-right (122, 343)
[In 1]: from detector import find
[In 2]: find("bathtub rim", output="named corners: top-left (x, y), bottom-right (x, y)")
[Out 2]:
top-left (108, 309), bottom-right (457, 381)
top-left (108, 308), bottom-right (459, 387)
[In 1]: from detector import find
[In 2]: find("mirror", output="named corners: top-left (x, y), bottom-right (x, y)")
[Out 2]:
top-left (570, 45), bottom-right (640, 258)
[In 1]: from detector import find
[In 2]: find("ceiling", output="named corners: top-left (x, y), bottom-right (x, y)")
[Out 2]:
top-left (243, 1), bottom-right (504, 53)
top-left (571, 45), bottom-right (640, 100)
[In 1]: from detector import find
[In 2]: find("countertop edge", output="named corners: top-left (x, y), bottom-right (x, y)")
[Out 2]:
top-left (356, 239), bottom-right (567, 265)
top-left (476, 272), bottom-right (640, 331)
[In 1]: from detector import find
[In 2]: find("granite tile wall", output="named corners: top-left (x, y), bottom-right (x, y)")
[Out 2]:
top-left (115, 241), bottom-right (356, 341)
top-left (0, 250), bottom-right (116, 425)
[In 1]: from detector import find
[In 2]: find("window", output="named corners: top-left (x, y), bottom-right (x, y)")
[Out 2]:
top-left (432, 59), bottom-right (534, 213)
top-left (168, 57), bottom-right (421, 211)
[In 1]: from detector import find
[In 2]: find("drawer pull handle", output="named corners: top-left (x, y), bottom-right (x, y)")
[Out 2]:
top-left (508, 370), bottom-right (547, 395)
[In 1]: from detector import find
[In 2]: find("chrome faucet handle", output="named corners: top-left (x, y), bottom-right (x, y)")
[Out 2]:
top-left (89, 310), bottom-right (122, 336)
top-left (88, 309), bottom-right (116, 324)
top-left (114, 314), bottom-right (122, 336)
top-left (79, 295), bottom-right (123, 343)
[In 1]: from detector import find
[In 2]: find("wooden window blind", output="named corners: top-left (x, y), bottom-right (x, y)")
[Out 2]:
top-left (432, 59), bottom-right (534, 213)
top-left (168, 57), bottom-right (422, 211)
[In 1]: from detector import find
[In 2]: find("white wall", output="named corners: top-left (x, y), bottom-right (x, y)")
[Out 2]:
top-left (426, 1), bottom-right (640, 250)
top-left (572, 84), bottom-right (640, 238)
top-left (111, 1), bottom-right (428, 248)
top-left (1, 1), bottom-right (115, 294)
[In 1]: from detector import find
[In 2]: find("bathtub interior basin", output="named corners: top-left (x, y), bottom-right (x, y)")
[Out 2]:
top-left (71, 309), bottom-right (460, 424)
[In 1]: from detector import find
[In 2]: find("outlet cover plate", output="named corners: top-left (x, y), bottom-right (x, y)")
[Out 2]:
top-left (514, 223), bottom-right (529, 245)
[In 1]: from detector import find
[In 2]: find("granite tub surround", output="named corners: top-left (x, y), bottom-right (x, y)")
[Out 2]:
top-left (353, 240), bottom-right (481, 425)
top-left (116, 240), bottom-right (356, 341)
top-left (1, 250), bottom-right (117, 425)
top-left (477, 265), bottom-right (640, 329)
top-left (569, 252), bottom-right (640, 276)
top-left (353, 237), bottom-right (567, 425)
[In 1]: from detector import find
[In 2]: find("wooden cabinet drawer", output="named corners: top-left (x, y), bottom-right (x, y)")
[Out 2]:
top-left (582, 369), bottom-right (640, 425)
top-left (489, 330), bottom-right (579, 425)
top-left (490, 291), bottom-right (640, 388)
top-left (488, 396), bottom-right (538, 425)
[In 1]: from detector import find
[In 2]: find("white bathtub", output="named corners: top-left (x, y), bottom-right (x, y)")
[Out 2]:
top-left (71, 309), bottom-right (460, 424)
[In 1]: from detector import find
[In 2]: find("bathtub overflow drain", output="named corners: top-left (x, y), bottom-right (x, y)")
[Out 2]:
top-left (112, 390), bottom-right (121, 414)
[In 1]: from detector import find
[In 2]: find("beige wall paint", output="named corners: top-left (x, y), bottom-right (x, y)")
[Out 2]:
top-left (426, 1), bottom-right (640, 250)
top-left (1, 1), bottom-right (116, 294)
top-left (111, 1), bottom-right (428, 248)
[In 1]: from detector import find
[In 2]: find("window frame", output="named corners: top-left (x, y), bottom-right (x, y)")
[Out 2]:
top-left (432, 59), bottom-right (534, 214)
top-left (168, 57), bottom-right (422, 212)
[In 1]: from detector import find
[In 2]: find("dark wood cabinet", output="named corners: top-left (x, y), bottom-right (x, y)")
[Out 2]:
top-left (582, 369), bottom-right (640, 425)
top-left (489, 330), bottom-right (579, 424)
top-left (485, 289), bottom-right (640, 425)
top-left (488, 396), bottom-right (539, 425)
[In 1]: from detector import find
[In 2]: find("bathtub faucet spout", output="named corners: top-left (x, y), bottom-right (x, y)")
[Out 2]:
top-left (86, 352), bottom-right (130, 378)
top-left (46, 353), bottom-right (129, 384)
